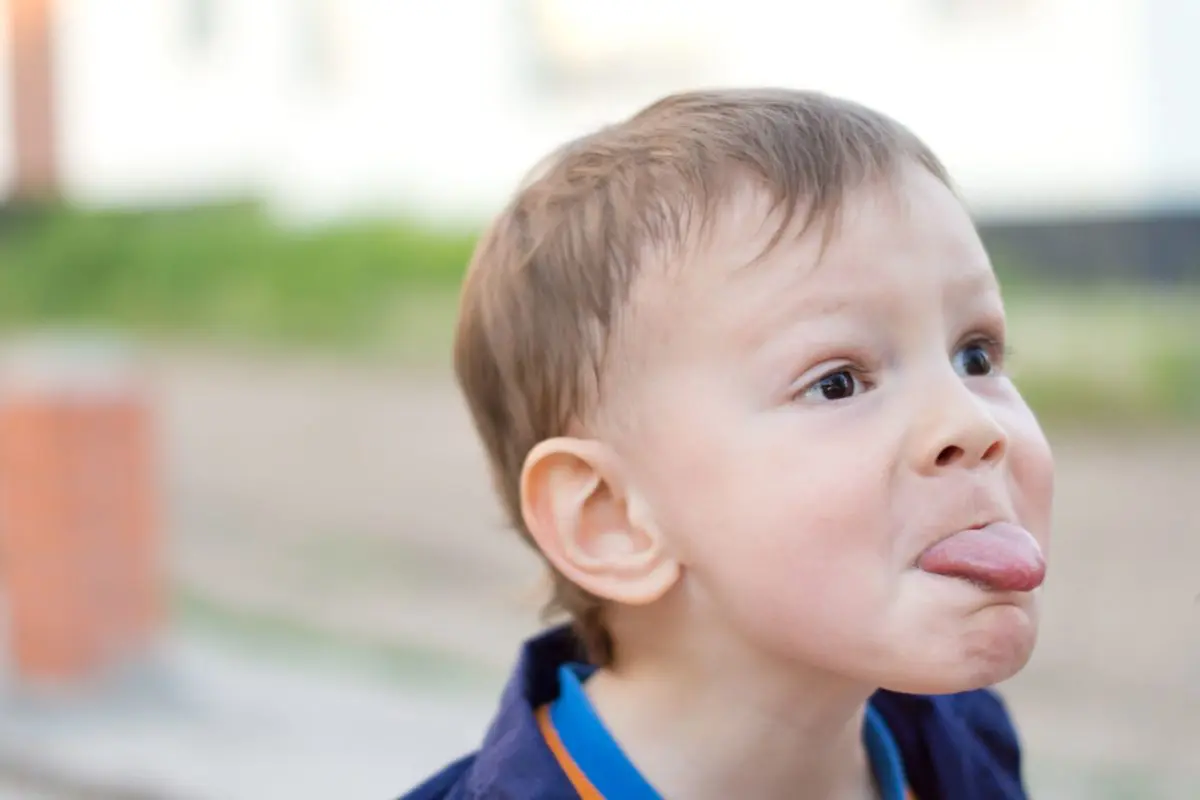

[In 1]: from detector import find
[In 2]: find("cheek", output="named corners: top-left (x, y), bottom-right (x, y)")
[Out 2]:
top-left (1003, 403), bottom-right (1056, 549)
top-left (642, 414), bottom-right (899, 641)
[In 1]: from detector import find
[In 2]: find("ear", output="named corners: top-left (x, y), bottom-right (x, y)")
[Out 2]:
top-left (520, 437), bottom-right (679, 606)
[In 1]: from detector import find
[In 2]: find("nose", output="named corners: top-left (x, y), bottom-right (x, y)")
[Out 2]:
top-left (910, 378), bottom-right (1008, 475)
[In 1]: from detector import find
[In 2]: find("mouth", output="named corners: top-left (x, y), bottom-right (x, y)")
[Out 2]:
top-left (916, 520), bottom-right (1046, 593)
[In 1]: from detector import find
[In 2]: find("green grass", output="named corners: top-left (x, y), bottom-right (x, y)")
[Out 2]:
top-left (0, 201), bottom-right (475, 350)
top-left (1004, 288), bottom-right (1200, 426)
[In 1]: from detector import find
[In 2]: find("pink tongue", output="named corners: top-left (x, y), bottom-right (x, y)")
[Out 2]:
top-left (917, 522), bottom-right (1045, 592)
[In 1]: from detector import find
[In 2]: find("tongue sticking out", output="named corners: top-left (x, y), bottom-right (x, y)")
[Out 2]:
top-left (917, 522), bottom-right (1045, 592)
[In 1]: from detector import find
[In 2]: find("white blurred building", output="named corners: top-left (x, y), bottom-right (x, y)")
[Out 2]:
top-left (1, 0), bottom-right (1198, 227)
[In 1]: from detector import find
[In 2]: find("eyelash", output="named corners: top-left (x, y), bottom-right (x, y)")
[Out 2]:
top-left (792, 333), bottom-right (1011, 403)
top-left (966, 334), bottom-right (1012, 368)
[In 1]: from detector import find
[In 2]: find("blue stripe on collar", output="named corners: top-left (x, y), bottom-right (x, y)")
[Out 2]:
top-left (550, 664), bottom-right (662, 799)
top-left (864, 703), bottom-right (909, 799)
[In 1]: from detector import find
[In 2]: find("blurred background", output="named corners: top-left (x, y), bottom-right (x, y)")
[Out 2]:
top-left (0, 0), bottom-right (1194, 798)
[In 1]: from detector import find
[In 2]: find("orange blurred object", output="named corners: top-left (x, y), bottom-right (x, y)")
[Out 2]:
top-left (0, 340), bottom-right (161, 687)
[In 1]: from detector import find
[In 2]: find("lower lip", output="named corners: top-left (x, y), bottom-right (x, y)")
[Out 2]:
top-left (928, 572), bottom-right (1033, 599)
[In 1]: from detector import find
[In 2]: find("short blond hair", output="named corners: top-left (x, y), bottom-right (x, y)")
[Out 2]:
top-left (453, 88), bottom-right (951, 665)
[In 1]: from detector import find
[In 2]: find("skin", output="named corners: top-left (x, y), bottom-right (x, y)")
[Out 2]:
top-left (520, 163), bottom-right (1055, 799)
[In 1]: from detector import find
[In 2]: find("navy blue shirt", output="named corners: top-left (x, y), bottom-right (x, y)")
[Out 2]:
top-left (400, 626), bottom-right (1029, 799)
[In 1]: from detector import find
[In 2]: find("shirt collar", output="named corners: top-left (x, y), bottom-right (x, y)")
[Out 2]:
top-left (550, 662), bottom-right (910, 800)
top-left (550, 663), bottom-right (662, 799)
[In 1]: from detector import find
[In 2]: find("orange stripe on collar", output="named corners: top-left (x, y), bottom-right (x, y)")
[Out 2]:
top-left (536, 704), bottom-right (605, 800)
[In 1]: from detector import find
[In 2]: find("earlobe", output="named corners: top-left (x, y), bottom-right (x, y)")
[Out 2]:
top-left (619, 489), bottom-right (680, 604)
top-left (521, 438), bottom-right (680, 606)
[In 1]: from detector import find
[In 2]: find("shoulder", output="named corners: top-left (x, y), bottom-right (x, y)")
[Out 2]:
top-left (872, 687), bottom-right (1028, 799)
top-left (399, 746), bottom-right (577, 800)
top-left (397, 754), bottom-right (476, 800)
top-left (395, 627), bottom-right (584, 800)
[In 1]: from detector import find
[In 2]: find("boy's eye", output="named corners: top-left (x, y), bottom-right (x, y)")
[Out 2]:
top-left (953, 342), bottom-right (995, 377)
top-left (803, 369), bottom-right (863, 402)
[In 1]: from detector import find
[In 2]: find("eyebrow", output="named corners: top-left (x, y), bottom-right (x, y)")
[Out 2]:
top-left (733, 261), bottom-right (1001, 351)
top-left (730, 284), bottom-right (875, 354)
top-left (942, 268), bottom-right (1001, 301)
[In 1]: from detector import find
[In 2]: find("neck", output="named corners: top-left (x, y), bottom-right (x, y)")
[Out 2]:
top-left (583, 643), bottom-right (880, 800)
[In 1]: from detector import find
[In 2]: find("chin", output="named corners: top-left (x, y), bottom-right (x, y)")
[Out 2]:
top-left (882, 603), bottom-right (1040, 695)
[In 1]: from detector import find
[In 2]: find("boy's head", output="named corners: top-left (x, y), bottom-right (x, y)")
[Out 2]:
top-left (454, 88), bottom-right (1054, 695)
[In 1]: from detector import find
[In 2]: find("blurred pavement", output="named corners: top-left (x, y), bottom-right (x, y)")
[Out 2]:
top-left (0, 633), bottom-right (497, 800)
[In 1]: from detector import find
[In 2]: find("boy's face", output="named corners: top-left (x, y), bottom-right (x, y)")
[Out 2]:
top-left (615, 165), bottom-right (1054, 693)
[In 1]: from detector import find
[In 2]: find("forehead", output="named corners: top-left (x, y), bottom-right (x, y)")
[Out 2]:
top-left (630, 165), bottom-right (998, 344)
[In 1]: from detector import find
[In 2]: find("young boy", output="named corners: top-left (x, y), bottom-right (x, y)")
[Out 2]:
top-left (403, 88), bottom-right (1053, 799)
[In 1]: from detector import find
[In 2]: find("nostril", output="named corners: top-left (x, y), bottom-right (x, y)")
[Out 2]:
top-left (935, 445), bottom-right (963, 467)
top-left (981, 440), bottom-right (1005, 462)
